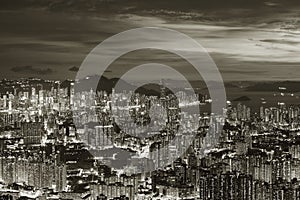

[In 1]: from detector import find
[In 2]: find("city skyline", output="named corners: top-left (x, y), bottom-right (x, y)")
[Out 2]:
top-left (0, 78), bottom-right (299, 199)
top-left (1, 1), bottom-right (300, 199)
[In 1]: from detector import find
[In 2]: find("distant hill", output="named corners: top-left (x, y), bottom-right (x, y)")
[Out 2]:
top-left (246, 81), bottom-right (300, 93)
top-left (64, 76), bottom-right (205, 97)
top-left (232, 96), bottom-right (251, 102)
top-left (60, 79), bottom-right (73, 88)
top-left (61, 75), bottom-right (134, 93)
top-left (66, 76), bottom-right (162, 96)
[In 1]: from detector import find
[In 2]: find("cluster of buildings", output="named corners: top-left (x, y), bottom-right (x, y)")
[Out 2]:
top-left (0, 78), bottom-right (299, 199)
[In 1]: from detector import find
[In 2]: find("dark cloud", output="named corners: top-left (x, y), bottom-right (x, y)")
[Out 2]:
top-left (0, 0), bottom-right (299, 81)
top-left (1, 0), bottom-right (300, 14)
top-left (260, 39), bottom-right (300, 45)
top-left (0, 0), bottom-right (293, 33)
top-left (11, 66), bottom-right (53, 75)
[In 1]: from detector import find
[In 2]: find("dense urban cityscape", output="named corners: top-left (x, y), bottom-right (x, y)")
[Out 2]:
top-left (0, 78), bottom-right (299, 199)
top-left (1, 0), bottom-right (300, 199)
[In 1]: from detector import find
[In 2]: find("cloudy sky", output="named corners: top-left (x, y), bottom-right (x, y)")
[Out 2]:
top-left (0, 0), bottom-right (300, 81)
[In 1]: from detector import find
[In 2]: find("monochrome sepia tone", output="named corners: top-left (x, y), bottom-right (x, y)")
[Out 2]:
top-left (0, 0), bottom-right (300, 199)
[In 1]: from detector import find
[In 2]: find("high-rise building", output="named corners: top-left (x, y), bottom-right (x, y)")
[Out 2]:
top-left (21, 122), bottom-right (44, 145)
